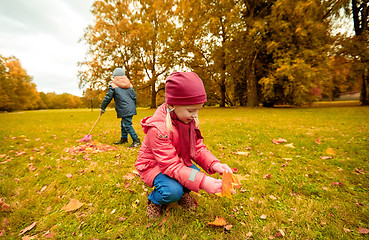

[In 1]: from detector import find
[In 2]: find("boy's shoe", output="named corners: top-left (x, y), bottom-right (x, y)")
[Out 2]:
top-left (128, 138), bottom-right (141, 148)
top-left (178, 192), bottom-right (197, 210)
top-left (147, 200), bottom-right (163, 220)
top-left (114, 138), bottom-right (128, 145)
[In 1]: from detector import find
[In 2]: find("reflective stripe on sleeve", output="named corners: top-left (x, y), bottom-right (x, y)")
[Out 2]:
top-left (188, 169), bottom-right (198, 182)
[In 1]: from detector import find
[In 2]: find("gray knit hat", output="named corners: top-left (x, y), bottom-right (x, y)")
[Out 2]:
top-left (112, 68), bottom-right (125, 77)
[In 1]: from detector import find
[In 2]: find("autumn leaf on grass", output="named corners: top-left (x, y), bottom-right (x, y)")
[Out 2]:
top-left (123, 172), bottom-right (136, 180)
top-left (19, 222), bottom-right (37, 236)
top-left (0, 197), bottom-right (10, 211)
top-left (358, 228), bottom-right (369, 234)
top-left (207, 216), bottom-right (227, 227)
top-left (61, 199), bottom-right (84, 212)
top-left (233, 151), bottom-right (250, 156)
top-left (217, 172), bottom-right (241, 199)
top-left (272, 138), bottom-right (287, 145)
top-left (326, 147), bottom-right (336, 155)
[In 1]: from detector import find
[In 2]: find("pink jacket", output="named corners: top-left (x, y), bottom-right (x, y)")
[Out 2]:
top-left (135, 104), bottom-right (220, 192)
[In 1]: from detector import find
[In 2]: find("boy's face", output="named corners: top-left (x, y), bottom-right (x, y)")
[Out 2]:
top-left (171, 104), bottom-right (203, 124)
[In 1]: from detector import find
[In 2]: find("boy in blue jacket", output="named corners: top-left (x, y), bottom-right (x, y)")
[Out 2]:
top-left (100, 68), bottom-right (140, 148)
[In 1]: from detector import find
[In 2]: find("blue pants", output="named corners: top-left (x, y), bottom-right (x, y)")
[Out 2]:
top-left (148, 164), bottom-right (200, 205)
top-left (120, 116), bottom-right (138, 140)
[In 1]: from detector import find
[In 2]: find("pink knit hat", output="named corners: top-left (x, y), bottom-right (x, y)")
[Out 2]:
top-left (165, 72), bottom-right (207, 105)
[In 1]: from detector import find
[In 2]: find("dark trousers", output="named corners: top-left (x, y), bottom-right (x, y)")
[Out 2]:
top-left (120, 116), bottom-right (138, 140)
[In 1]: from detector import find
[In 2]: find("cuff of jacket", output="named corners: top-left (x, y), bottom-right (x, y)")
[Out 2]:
top-left (178, 167), bottom-right (206, 193)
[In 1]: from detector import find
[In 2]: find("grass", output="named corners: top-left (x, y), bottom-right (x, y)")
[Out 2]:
top-left (0, 101), bottom-right (368, 239)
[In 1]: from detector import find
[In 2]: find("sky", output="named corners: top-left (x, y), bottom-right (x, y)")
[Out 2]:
top-left (0, 0), bottom-right (94, 97)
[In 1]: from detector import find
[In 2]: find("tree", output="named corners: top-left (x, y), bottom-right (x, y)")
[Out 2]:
top-left (79, 0), bottom-right (143, 92)
top-left (0, 55), bottom-right (42, 111)
top-left (236, 0), bottom-right (276, 107)
top-left (80, 0), bottom-right (178, 108)
top-left (325, 0), bottom-right (369, 105)
top-left (259, 0), bottom-right (333, 106)
top-left (133, 0), bottom-right (179, 108)
top-left (351, 0), bottom-right (369, 105)
top-left (176, 0), bottom-right (242, 107)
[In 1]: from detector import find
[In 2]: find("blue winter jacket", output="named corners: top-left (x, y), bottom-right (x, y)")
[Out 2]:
top-left (100, 85), bottom-right (137, 118)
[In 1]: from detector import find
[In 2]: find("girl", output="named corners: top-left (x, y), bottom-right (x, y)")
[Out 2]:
top-left (135, 72), bottom-right (233, 219)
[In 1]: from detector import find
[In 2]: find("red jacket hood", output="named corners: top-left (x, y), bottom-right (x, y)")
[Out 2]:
top-left (140, 104), bottom-right (168, 134)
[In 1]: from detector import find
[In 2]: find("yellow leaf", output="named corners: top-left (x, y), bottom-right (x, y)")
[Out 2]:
top-left (207, 216), bottom-right (227, 226)
top-left (219, 172), bottom-right (242, 199)
top-left (326, 147), bottom-right (336, 155)
top-left (61, 199), bottom-right (84, 212)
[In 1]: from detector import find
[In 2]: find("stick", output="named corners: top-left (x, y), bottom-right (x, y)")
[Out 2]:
top-left (88, 113), bottom-right (102, 135)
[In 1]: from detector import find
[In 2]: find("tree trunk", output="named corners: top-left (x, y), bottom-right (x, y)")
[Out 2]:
top-left (246, 53), bottom-right (258, 107)
top-left (361, 66), bottom-right (369, 105)
top-left (219, 49), bottom-right (226, 107)
top-left (150, 80), bottom-right (157, 108)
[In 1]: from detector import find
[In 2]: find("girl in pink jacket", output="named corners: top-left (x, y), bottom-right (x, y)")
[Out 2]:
top-left (135, 72), bottom-right (233, 219)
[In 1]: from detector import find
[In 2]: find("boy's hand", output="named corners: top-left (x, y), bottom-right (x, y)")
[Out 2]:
top-left (200, 176), bottom-right (222, 194)
top-left (212, 163), bottom-right (233, 174)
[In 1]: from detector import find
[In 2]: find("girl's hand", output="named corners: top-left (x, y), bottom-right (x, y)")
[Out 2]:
top-left (200, 176), bottom-right (222, 194)
top-left (212, 163), bottom-right (233, 174)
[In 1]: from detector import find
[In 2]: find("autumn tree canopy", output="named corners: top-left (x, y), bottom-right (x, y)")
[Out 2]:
top-left (79, 0), bottom-right (364, 107)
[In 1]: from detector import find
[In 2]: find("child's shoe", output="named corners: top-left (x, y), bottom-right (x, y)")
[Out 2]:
top-left (129, 138), bottom-right (141, 148)
top-left (147, 200), bottom-right (163, 219)
top-left (178, 192), bottom-right (197, 210)
top-left (114, 138), bottom-right (128, 145)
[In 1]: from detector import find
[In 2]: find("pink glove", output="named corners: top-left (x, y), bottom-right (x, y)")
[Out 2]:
top-left (212, 163), bottom-right (233, 174)
top-left (200, 176), bottom-right (222, 194)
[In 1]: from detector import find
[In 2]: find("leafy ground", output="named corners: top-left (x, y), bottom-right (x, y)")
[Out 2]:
top-left (0, 101), bottom-right (368, 239)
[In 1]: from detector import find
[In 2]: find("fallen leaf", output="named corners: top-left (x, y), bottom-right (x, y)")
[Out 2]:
top-left (274, 229), bottom-right (286, 237)
top-left (66, 174), bottom-right (73, 178)
top-left (272, 138), bottom-right (287, 145)
top-left (326, 147), bottom-right (336, 155)
top-left (332, 182), bottom-right (343, 186)
top-left (61, 199), bottom-right (84, 212)
top-left (232, 167), bottom-right (239, 173)
top-left (42, 231), bottom-right (55, 238)
top-left (320, 156), bottom-right (332, 160)
top-left (64, 141), bottom-right (117, 155)
top-left (119, 217), bottom-right (127, 222)
top-left (207, 216), bottom-right (227, 226)
top-left (19, 222), bottom-right (37, 236)
top-left (358, 228), bottom-right (369, 234)
top-left (234, 151), bottom-right (250, 156)
top-left (316, 139), bottom-right (321, 144)
top-left (260, 214), bottom-right (267, 219)
top-left (224, 224), bottom-right (233, 231)
top-left (123, 172), bottom-right (136, 180)
top-left (284, 143), bottom-right (295, 148)
top-left (269, 195), bottom-right (277, 200)
top-left (0, 198), bottom-right (10, 211)
top-left (246, 232), bottom-right (253, 239)
top-left (343, 228), bottom-right (351, 233)
top-left (263, 173), bottom-right (271, 179)
top-left (354, 168), bottom-right (365, 174)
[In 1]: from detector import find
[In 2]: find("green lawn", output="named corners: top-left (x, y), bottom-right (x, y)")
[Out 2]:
top-left (0, 102), bottom-right (368, 239)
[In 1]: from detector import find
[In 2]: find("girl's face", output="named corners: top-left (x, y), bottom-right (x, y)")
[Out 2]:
top-left (171, 104), bottom-right (203, 124)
